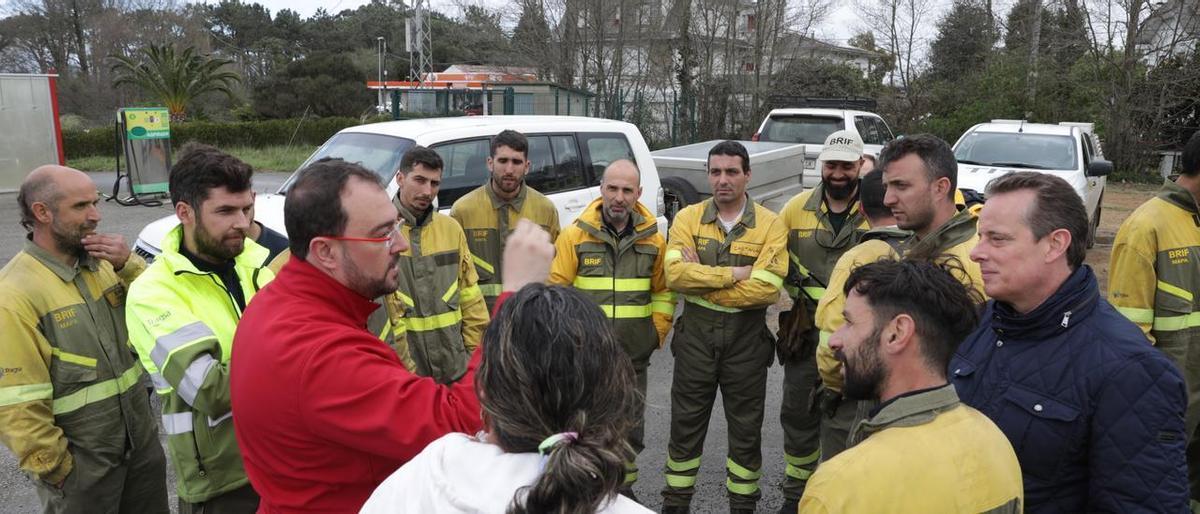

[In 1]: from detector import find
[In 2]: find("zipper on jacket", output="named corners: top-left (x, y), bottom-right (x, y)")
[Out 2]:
top-left (1061, 310), bottom-right (1073, 328)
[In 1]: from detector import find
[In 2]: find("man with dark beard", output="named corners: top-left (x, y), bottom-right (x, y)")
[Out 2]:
top-left (773, 130), bottom-right (869, 512)
top-left (0, 165), bottom-right (169, 514)
top-left (798, 259), bottom-right (1022, 513)
top-left (125, 144), bottom-right (269, 514)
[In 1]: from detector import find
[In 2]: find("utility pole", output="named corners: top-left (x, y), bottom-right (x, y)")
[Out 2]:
top-left (377, 36), bottom-right (386, 112)
top-left (407, 0), bottom-right (432, 86)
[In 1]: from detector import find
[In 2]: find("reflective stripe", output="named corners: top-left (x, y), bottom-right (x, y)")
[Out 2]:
top-left (803, 286), bottom-right (825, 301)
top-left (666, 456), bottom-right (701, 472)
top-left (407, 310), bottom-right (464, 331)
top-left (472, 255), bottom-right (494, 274)
top-left (785, 463), bottom-right (814, 480)
top-left (378, 318), bottom-right (392, 340)
top-left (161, 412), bottom-right (193, 435)
top-left (572, 276), bottom-right (651, 292)
top-left (460, 284), bottom-right (483, 302)
top-left (52, 365), bottom-right (143, 415)
top-left (652, 300), bottom-right (676, 316)
top-left (789, 252), bottom-right (813, 278)
top-left (750, 269), bottom-right (784, 288)
top-left (1116, 306), bottom-right (1155, 325)
top-left (684, 295), bottom-right (743, 313)
top-left (51, 348), bottom-right (97, 368)
top-left (396, 292), bottom-right (415, 307)
top-left (1155, 312), bottom-right (1200, 332)
top-left (665, 474), bottom-right (696, 488)
top-left (0, 383), bottom-right (53, 407)
top-left (725, 478), bottom-right (759, 495)
top-left (665, 249), bottom-right (683, 263)
top-left (598, 304), bottom-right (653, 318)
top-left (176, 355), bottom-right (217, 407)
top-left (624, 471), bottom-right (638, 484)
top-left (785, 449), bottom-right (821, 466)
top-left (208, 411), bottom-right (233, 427)
top-left (1159, 280), bottom-right (1195, 302)
top-left (149, 372), bottom-right (172, 392)
top-left (478, 284), bottom-right (502, 297)
top-left (151, 321), bottom-right (215, 368)
top-left (726, 458), bottom-right (761, 480)
top-left (441, 281), bottom-right (459, 303)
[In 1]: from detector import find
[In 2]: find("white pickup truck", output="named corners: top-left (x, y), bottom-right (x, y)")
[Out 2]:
top-left (134, 116), bottom-right (668, 259)
top-left (651, 140), bottom-right (808, 221)
top-left (953, 120), bottom-right (1113, 247)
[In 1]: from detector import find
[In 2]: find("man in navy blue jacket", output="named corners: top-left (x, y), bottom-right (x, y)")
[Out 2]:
top-left (952, 171), bottom-right (1188, 513)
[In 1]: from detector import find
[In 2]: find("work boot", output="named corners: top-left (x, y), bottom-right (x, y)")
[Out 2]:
top-left (779, 498), bottom-right (800, 514)
top-left (661, 505), bottom-right (690, 514)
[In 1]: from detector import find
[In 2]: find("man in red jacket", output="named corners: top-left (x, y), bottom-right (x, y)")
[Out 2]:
top-left (230, 158), bottom-right (553, 513)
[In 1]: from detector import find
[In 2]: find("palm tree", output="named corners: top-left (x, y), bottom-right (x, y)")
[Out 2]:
top-left (109, 45), bottom-right (242, 122)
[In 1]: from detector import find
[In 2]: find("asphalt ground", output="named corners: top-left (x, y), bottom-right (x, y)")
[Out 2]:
top-left (0, 171), bottom-right (795, 513)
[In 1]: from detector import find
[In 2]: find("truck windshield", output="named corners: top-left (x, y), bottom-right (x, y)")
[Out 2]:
top-left (761, 115), bottom-right (843, 144)
top-left (954, 132), bottom-right (1078, 170)
top-left (277, 132), bottom-right (415, 193)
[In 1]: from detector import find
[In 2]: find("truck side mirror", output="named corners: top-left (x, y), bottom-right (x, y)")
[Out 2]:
top-left (1087, 160), bottom-right (1113, 177)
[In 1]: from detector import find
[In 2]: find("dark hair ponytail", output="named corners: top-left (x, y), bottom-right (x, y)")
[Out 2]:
top-left (478, 284), bottom-right (638, 514)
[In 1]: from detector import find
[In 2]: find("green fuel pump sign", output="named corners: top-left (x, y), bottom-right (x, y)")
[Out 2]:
top-left (124, 108), bottom-right (170, 140)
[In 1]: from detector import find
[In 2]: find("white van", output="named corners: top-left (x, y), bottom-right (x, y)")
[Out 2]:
top-left (133, 116), bottom-right (667, 258)
top-left (752, 107), bottom-right (895, 189)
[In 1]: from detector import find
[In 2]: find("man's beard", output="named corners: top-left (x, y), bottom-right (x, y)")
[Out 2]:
top-left (839, 325), bottom-right (888, 401)
top-left (344, 251), bottom-right (399, 299)
top-left (195, 215), bottom-right (244, 262)
top-left (603, 204), bottom-right (629, 227)
top-left (492, 174), bottom-right (522, 194)
top-left (50, 218), bottom-right (94, 259)
top-left (823, 177), bottom-right (859, 201)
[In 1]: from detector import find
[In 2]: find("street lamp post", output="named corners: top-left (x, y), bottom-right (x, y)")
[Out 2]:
top-left (376, 36), bottom-right (385, 112)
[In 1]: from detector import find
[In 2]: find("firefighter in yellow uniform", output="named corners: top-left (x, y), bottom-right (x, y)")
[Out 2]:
top-left (660, 141), bottom-right (788, 514)
top-left (813, 169), bottom-right (909, 461)
top-left (388, 146), bottom-right (489, 383)
top-left (1109, 132), bottom-right (1200, 501)
top-left (774, 131), bottom-right (869, 509)
top-left (0, 166), bottom-right (169, 514)
top-left (550, 159), bottom-right (674, 498)
top-left (450, 130), bottom-right (560, 313)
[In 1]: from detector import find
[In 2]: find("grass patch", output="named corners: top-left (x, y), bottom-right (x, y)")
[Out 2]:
top-left (69, 144), bottom-right (317, 173)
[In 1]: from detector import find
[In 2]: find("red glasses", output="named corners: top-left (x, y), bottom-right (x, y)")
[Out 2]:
top-left (323, 221), bottom-right (404, 246)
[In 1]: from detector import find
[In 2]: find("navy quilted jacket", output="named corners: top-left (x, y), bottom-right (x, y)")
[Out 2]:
top-left (951, 265), bottom-right (1188, 513)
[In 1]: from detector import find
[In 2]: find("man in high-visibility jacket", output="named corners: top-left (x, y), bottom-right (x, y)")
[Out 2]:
top-left (126, 145), bottom-right (269, 513)
top-left (812, 169), bottom-right (909, 461)
top-left (388, 146), bottom-right (489, 383)
top-left (450, 130), bottom-right (559, 312)
top-left (550, 159), bottom-right (674, 498)
top-left (774, 130), bottom-right (869, 510)
top-left (0, 165), bottom-right (168, 514)
top-left (660, 141), bottom-right (788, 514)
top-left (1110, 131), bottom-right (1200, 501)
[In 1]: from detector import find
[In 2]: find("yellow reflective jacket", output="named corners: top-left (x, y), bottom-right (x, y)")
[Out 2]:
top-left (664, 197), bottom-right (788, 311)
top-left (0, 241), bottom-right (150, 484)
top-left (1110, 180), bottom-right (1200, 345)
top-left (449, 184), bottom-right (559, 312)
top-left (126, 225), bottom-right (272, 502)
top-left (389, 200), bottom-right (489, 383)
top-left (777, 185), bottom-right (869, 304)
top-left (799, 385), bottom-right (1023, 514)
top-left (550, 197), bottom-right (674, 358)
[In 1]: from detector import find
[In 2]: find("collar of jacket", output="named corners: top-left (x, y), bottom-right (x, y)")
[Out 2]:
top-left (22, 239), bottom-right (97, 281)
top-left (393, 196), bottom-right (433, 228)
top-left (861, 226), bottom-right (912, 243)
top-left (158, 224), bottom-right (268, 276)
top-left (277, 256), bottom-right (382, 323)
top-left (990, 264), bottom-right (1100, 340)
top-left (700, 195), bottom-right (756, 228)
top-left (484, 180), bottom-right (528, 212)
top-left (574, 197), bottom-right (658, 246)
top-left (905, 208), bottom-right (976, 259)
top-left (853, 383), bottom-right (960, 441)
top-left (1159, 179), bottom-right (1200, 216)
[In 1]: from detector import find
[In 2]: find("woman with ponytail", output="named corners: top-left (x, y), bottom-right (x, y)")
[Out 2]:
top-left (361, 283), bottom-right (651, 514)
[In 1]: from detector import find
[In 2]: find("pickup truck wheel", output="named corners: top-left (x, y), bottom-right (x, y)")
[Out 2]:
top-left (661, 178), bottom-right (700, 224)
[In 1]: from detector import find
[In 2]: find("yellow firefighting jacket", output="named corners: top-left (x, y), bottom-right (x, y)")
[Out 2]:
top-left (664, 197), bottom-right (788, 311)
top-left (777, 185), bottom-right (869, 305)
top-left (389, 200), bottom-right (489, 383)
top-left (550, 197), bottom-right (674, 359)
top-left (1110, 180), bottom-right (1200, 346)
top-left (449, 184), bottom-right (559, 312)
top-left (0, 241), bottom-right (149, 484)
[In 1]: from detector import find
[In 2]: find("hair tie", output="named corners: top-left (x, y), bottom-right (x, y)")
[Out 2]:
top-left (537, 432), bottom-right (578, 456)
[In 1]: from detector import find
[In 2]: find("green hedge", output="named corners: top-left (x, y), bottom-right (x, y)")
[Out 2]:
top-left (63, 114), bottom-right (443, 159)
